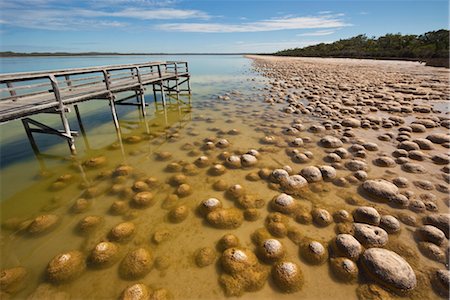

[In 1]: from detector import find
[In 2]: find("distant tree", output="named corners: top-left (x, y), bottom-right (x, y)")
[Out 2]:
top-left (273, 29), bottom-right (449, 67)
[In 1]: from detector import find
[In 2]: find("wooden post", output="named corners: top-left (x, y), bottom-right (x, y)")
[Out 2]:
top-left (74, 104), bottom-right (90, 150)
top-left (6, 82), bottom-right (17, 100)
top-left (49, 74), bottom-right (76, 155)
top-left (152, 84), bottom-right (157, 103)
top-left (174, 63), bottom-right (180, 99)
top-left (102, 69), bottom-right (121, 132)
top-left (157, 65), bottom-right (166, 106)
top-left (133, 67), bottom-right (146, 117)
top-left (64, 75), bottom-right (72, 91)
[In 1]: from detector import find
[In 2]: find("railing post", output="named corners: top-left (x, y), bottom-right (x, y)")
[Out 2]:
top-left (49, 74), bottom-right (76, 155)
top-left (64, 75), bottom-right (72, 91)
top-left (6, 82), bottom-right (17, 100)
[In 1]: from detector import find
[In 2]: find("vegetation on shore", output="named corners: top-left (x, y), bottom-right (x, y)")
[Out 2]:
top-left (274, 29), bottom-right (450, 67)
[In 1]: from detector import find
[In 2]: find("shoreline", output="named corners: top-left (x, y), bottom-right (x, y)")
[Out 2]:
top-left (247, 54), bottom-right (450, 69)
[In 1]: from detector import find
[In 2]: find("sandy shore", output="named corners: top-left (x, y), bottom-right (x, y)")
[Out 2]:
top-left (246, 55), bottom-right (450, 298)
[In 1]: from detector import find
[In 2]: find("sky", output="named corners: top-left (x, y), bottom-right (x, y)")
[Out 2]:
top-left (0, 0), bottom-right (448, 53)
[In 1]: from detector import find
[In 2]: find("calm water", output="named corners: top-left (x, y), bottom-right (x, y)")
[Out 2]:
top-left (0, 55), bottom-right (443, 299)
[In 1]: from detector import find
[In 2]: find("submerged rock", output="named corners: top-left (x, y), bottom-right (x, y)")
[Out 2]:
top-left (271, 261), bottom-right (304, 293)
top-left (0, 267), bottom-right (27, 294)
top-left (257, 239), bottom-right (285, 263)
top-left (120, 248), bottom-right (153, 280)
top-left (88, 242), bottom-right (119, 268)
top-left (120, 283), bottom-right (151, 300)
top-left (206, 208), bottom-right (244, 229)
top-left (195, 247), bottom-right (216, 267)
top-left (46, 251), bottom-right (85, 283)
top-left (329, 257), bottom-right (359, 282)
top-left (300, 241), bottom-right (328, 265)
top-left (27, 214), bottom-right (59, 235)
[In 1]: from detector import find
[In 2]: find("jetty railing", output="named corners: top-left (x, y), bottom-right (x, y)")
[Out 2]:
top-left (0, 60), bottom-right (191, 155)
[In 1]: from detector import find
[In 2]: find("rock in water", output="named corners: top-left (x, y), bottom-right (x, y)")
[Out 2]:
top-left (361, 248), bottom-right (416, 292)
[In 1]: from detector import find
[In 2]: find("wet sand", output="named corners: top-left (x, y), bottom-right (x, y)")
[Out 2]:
top-left (1, 55), bottom-right (449, 299)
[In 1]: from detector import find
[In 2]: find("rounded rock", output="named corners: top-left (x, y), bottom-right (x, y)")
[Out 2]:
top-left (361, 248), bottom-right (416, 292)
top-left (168, 205), bottom-right (189, 223)
top-left (301, 241), bottom-right (327, 265)
top-left (271, 261), bottom-right (304, 293)
top-left (330, 257), bottom-right (359, 282)
top-left (271, 193), bottom-right (296, 214)
top-left (46, 251), bottom-right (85, 283)
top-left (119, 248), bottom-right (153, 280)
top-left (353, 223), bottom-right (388, 248)
top-left (379, 215), bottom-right (401, 234)
top-left (195, 247), bottom-right (216, 267)
top-left (257, 239), bottom-right (285, 263)
top-left (311, 208), bottom-right (332, 227)
top-left (88, 242), bottom-right (119, 268)
top-left (333, 234), bottom-right (362, 260)
top-left (300, 166), bottom-right (322, 183)
top-left (353, 207), bottom-right (380, 226)
top-left (109, 222), bottom-right (136, 243)
top-left (27, 214), bottom-right (59, 235)
top-left (120, 283), bottom-right (151, 300)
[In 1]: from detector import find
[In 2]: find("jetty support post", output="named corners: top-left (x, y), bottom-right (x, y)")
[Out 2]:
top-left (174, 63), bottom-right (180, 100)
top-left (49, 74), bottom-right (77, 155)
top-left (157, 65), bottom-right (166, 107)
top-left (133, 66), bottom-right (146, 117)
top-left (74, 104), bottom-right (90, 151)
top-left (102, 70), bottom-right (121, 133)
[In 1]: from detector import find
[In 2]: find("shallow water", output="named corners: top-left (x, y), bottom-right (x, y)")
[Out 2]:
top-left (0, 55), bottom-right (447, 299)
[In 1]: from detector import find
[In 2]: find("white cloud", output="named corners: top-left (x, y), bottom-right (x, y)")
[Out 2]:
top-left (157, 14), bottom-right (349, 33)
top-left (225, 40), bottom-right (332, 53)
top-left (297, 29), bottom-right (336, 36)
top-left (108, 8), bottom-right (210, 20)
top-left (0, 6), bottom-right (210, 30)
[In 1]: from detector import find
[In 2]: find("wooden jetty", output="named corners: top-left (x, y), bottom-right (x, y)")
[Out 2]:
top-left (0, 61), bottom-right (191, 154)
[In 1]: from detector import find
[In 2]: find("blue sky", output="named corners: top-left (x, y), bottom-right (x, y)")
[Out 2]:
top-left (0, 0), bottom-right (448, 53)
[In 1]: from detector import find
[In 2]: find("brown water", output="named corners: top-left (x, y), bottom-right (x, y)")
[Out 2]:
top-left (1, 56), bottom-right (447, 299)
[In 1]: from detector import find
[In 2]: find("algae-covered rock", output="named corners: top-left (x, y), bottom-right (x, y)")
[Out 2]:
top-left (108, 222), bottom-right (136, 243)
top-left (168, 205), bottom-right (189, 223)
top-left (88, 241), bottom-right (119, 268)
top-left (0, 267), bottom-right (27, 294)
top-left (195, 247), bottom-right (216, 267)
top-left (219, 248), bottom-right (268, 297)
top-left (132, 192), bottom-right (154, 208)
top-left (217, 234), bottom-right (240, 251)
top-left (256, 239), bottom-right (285, 263)
top-left (120, 248), bottom-right (154, 280)
top-left (206, 208), bottom-right (243, 229)
top-left (300, 241), bottom-right (328, 265)
top-left (27, 214), bottom-right (59, 235)
top-left (270, 193), bottom-right (296, 214)
top-left (271, 261), bottom-right (304, 293)
top-left (46, 251), bottom-right (85, 283)
top-left (120, 283), bottom-right (151, 300)
top-left (329, 257), bottom-right (359, 282)
top-left (77, 215), bottom-right (103, 234)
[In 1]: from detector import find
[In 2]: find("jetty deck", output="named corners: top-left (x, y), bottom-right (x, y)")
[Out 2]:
top-left (0, 61), bottom-right (191, 155)
top-left (0, 61), bottom-right (190, 123)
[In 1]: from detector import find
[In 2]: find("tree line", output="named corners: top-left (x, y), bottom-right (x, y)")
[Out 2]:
top-left (274, 29), bottom-right (449, 67)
